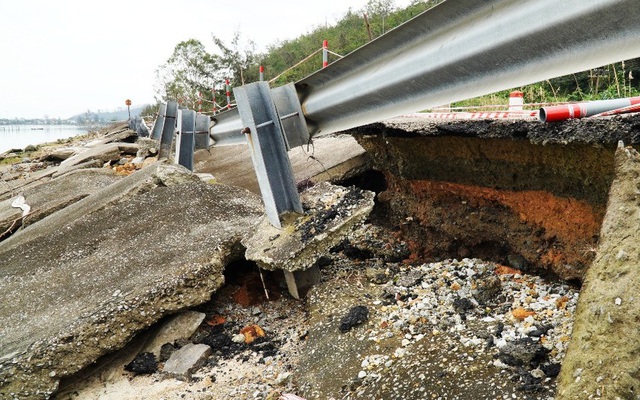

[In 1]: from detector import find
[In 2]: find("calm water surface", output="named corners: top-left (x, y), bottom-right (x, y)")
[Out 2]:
top-left (0, 125), bottom-right (90, 154)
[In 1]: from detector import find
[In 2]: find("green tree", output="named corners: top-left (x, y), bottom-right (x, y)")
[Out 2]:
top-left (365, 0), bottom-right (396, 36)
top-left (154, 39), bottom-right (220, 109)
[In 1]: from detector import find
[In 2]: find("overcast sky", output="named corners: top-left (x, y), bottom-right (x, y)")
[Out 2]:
top-left (0, 0), bottom-right (414, 119)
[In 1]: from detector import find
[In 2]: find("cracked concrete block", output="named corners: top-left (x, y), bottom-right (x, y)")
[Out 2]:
top-left (244, 182), bottom-right (374, 299)
top-left (142, 311), bottom-right (206, 358)
top-left (163, 344), bottom-right (212, 381)
top-left (244, 182), bottom-right (374, 274)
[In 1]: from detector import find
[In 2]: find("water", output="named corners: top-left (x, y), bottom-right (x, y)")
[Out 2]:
top-left (0, 125), bottom-right (91, 155)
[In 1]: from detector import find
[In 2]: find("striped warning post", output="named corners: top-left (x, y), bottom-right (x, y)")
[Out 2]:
top-left (322, 40), bottom-right (328, 68)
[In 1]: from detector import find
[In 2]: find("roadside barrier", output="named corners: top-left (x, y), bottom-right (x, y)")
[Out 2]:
top-left (149, 102), bottom-right (212, 172)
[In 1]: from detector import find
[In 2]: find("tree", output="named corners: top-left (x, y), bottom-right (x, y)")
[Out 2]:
top-left (212, 32), bottom-right (259, 86)
top-left (154, 34), bottom-right (260, 110)
top-left (365, 0), bottom-right (396, 36)
top-left (154, 39), bottom-right (220, 108)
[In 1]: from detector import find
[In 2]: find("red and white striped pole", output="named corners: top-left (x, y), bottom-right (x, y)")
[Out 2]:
top-left (212, 86), bottom-right (216, 114)
top-left (509, 91), bottom-right (524, 111)
top-left (322, 40), bottom-right (328, 68)
top-left (540, 96), bottom-right (640, 122)
top-left (225, 79), bottom-right (232, 109)
top-left (197, 91), bottom-right (202, 113)
top-left (259, 65), bottom-right (265, 81)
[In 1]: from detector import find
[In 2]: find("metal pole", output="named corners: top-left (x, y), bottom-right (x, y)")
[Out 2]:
top-left (260, 65), bottom-right (265, 81)
top-left (177, 109), bottom-right (196, 171)
top-left (151, 103), bottom-right (166, 140)
top-left (195, 114), bottom-right (211, 149)
top-left (234, 82), bottom-right (303, 228)
top-left (159, 101), bottom-right (178, 160)
top-left (540, 96), bottom-right (640, 122)
top-left (212, 85), bottom-right (217, 115)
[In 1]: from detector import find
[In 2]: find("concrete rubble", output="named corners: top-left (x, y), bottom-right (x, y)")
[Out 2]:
top-left (0, 169), bottom-right (122, 239)
top-left (0, 123), bottom-right (372, 399)
top-left (141, 311), bottom-right (206, 358)
top-left (162, 343), bottom-right (212, 381)
top-left (243, 182), bottom-right (375, 298)
top-left (0, 126), bottom-right (266, 397)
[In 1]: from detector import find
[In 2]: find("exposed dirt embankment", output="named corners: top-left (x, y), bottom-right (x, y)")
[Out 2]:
top-left (351, 115), bottom-right (640, 282)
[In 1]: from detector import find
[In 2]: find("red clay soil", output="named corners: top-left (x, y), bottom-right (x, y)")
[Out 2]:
top-left (380, 176), bottom-right (605, 281)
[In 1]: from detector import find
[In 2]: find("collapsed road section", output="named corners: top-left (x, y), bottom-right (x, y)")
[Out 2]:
top-left (1, 112), bottom-right (640, 399)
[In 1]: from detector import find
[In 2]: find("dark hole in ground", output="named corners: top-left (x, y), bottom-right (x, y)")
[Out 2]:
top-left (221, 258), bottom-right (286, 307)
top-left (336, 169), bottom-right (391, 226)
top-left (189, 257), bottom-right (288, 361)
top-left (337, 169), bottom-right (388, 194)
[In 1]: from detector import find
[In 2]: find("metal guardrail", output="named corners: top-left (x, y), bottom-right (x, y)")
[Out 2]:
top-left (156, 0), bottom-right (640, 229)
top-left (211, 0), bottom-right (640, 143)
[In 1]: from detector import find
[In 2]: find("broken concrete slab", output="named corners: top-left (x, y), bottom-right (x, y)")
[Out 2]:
top-left (0, 168), bottom-right (122, 241)
top-left (0, 165), bottom-right (264, 398)
top-left (557, 143), bottom-right (640, 399)
top-left (57, 142), bottom-right (139, 171)
top-left (142, 311), bottom-right (206, 358)
top-left (0, 128), bottom-right (141, 202)
top-left (40, 147), bottom-right (78, 162)
top-left (0, 161), bottom-right (193, 252)
top-left (162, 344), bottom-right (212, 381)
top-left (244, 182), bottom-right (374, 298)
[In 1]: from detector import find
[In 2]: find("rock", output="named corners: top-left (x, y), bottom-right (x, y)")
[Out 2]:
top-left (136, 138), bottom-right (159, 158)
top-left (142, 311), bottom-right (206, 358)
top-left (24, 145), bottom-right (38, 152)
top-left (124, 352), bottom-right (158, 375)
top-left (541, 362), bottom-right (561, 378)
top-left (232, 334), bottom-right (246, 344)
top-left (453, 297), bottom-right (475, 314)
top-left (159, 343), bottom-right (177, 362)
top-left (240, 324), bottom-right (265, 344)
top-left (497, 337), bottom-right (548, 368)
top-left (339, 306), bottom-right (369, 333)
top-left (472, 274), bottom-right (501, 305)
top-left (163, 343), bottom-right (212, 381)
top-left (42, 147), bottom-right (78, 162)
top-left (366, 268), bottom-right (388, 284)
top-left (395, 269), bottom-right (424, 287)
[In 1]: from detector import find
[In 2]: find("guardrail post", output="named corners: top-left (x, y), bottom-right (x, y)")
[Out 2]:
top-left (177, 109), bottom-right (196, 170)
top-left (271, 83), bottom-right (310, 149)
top-left (151, 103), bottom-right (167, 140)
top-left (195, 114), bottom-right (211, 149)
top-left (159, 101), bottom-right (178, 160)
top-left (234, 82), bottom-right (303, 228)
